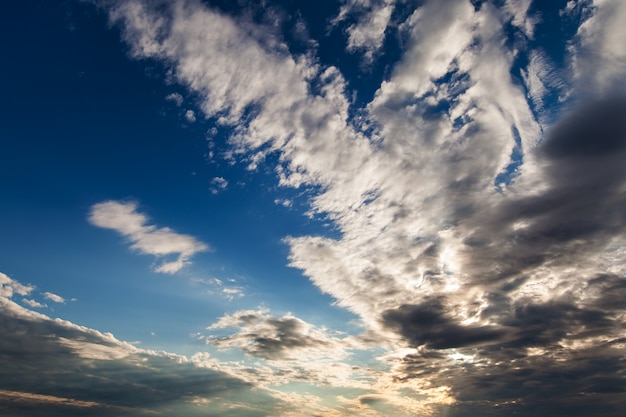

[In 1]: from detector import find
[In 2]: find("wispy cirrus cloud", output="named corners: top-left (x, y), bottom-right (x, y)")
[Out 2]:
top-left (89, 200), bottom-right (209, 273)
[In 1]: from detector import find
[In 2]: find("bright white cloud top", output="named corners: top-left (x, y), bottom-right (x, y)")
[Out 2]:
top-left (89, 200), bottom-right (209, 273)
top-left (1, 0), bottom-right (626, 416)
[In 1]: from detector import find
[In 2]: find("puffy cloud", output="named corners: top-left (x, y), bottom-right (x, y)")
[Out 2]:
top-left (332, 0), bottom-right (396, 64)
top-left (0, 272), bottom-right (34, 298)
top-left (207, 308), bottom-right (355, 361)
top-left (44, 292), bottom-right (65, 303)
top-left (567, 0), bottom-right (626, 95)
top-left (210, 176), bottom-right (228, 195)
top-left (23, 299), bottom-right (46, 308)
top-left (185, 109), bottom-right (196, 122)
top-left (165, 91), bottom-right (184, 106)
top-left (89, 200), bottom-right (209, 273)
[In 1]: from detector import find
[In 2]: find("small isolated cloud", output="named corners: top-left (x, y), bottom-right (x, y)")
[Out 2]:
top-left (43, 292), bottom-right (65, 304)
top-left (23, 299), bottom-right (46, 309)
top-left (207, 308), bottom-right (355, 361)
top-left (209, 177), bottom-right (228, 195)
top-left (89, 200), bottom-right (209, 274)
top-left (274, 198), bottom-right (292, 208)
top-left (185, 109), bottom-right (196, 122)
top-left (165, 92), bottom-right (184, 106)
top-left (190, 277), bottom-right (245, 301)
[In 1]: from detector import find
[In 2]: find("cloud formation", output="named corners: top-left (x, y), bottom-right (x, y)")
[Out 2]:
top-left (44, 292), bottom-right (65, 303)
top-left (89, 200), bottom-right (209, 273)
top-left (78, 0), bottom-right (626, 414)
top-left (0, 272), bottom-right (279, 417)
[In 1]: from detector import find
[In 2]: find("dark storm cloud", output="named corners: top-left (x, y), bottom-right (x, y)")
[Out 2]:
top-left (459, 96), bottom-right (626, 284)
top-left (0, 300), bottom-right (279, 417)
top-left (390, 304), bottom-right (626, 416)
top-left (378, 96), bottom-right (626, 416)
top-left (381, 298), bottom-right (512, 349)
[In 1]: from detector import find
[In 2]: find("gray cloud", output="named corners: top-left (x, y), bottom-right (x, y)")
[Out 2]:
top-left (0, 291), bottom-right (279, 417)
top-left (381, 298), bottom-right (512, 350)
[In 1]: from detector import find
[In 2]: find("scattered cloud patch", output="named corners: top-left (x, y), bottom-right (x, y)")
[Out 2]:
top-left (210, 177), bottom-right (228, 195)
top-left (185, 109), bottom-right (196, 122)
top-left (43, 292), bottom-right (65, 304)
top-left (22, 299), bottom-right (46, 309)
top-left (89, 200), bottom-right (209, 274)
top-left (0, 272), bottom-right (34, 298)
top-left (165, 92), bottom-right (184, 106)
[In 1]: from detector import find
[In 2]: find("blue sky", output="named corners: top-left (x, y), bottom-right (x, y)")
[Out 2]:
top-left (1, 0), bottom-right (626, 416)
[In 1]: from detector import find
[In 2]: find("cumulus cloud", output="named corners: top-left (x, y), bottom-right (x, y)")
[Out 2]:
top-left (207, 308), bottom-right (356, 361)
top-left (0, 272), bottom-right (34, 298)
top-left (23, 299), bottom-right (46, 308)
top-left (185, 109), bottom-right (196, 122)
top-left (165, 91), bottom-right (184, 106)
top-left (209, 176), bottom-right (228, 195)
top-left (89, 200), bottom-right (209, 273)
top-left (332, 0), bottom-right (397, 64)
top-left (44, 292), bottom-right (65, 303)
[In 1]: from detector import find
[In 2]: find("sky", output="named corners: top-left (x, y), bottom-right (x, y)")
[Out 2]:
top-left (1, 0), bottom-right (626, 416)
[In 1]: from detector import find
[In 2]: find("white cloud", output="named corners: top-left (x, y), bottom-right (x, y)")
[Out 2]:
top-left (0, 272), bottom-right (34, 298)
top-left (89, 200), bottom-right (209, 274)
top-left (209, 177), bottom-right (228, 195)
top-left (503, 0), bottom-right (539, 39)
top-left (43, 292), bottom-right (65, 304)
top-left (166, 92), bottom-right (184, 106)
top-left (23, 299), bottom-right (46, 309)
top-left (185, 109), bottom-right (196, 122)
top-left (568, 0), bottom-right (626, 95)
top-left (333, 0), bottom-right (396, 64)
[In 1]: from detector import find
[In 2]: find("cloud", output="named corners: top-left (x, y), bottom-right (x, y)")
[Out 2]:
top-left (332, 0), bottom-right (396, 64)
top-left (0, 272), bottom-right (34, 298)
top-left (91, 0), bottom-right (626, 414)
top-left (381, 298), bottom-right (513, 350)
top-left (210, 176), bottom-right (228, 195)
top-left (165, 92), bottom-right (184, 106)
top-left (185, 109), bottom-right (196, 122)
top-left (207, 308), bottom-right (355, 361)
top-left (0, 274), bottom-right (281, 417)
top-left (567, 0), bottom-right (626, 95)
top-left (23, 299), bottom-right (46, 308)
top-left (89, 200), bottom-right (209, 273)
top-left (44, 292), bottom-right (65, 303)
